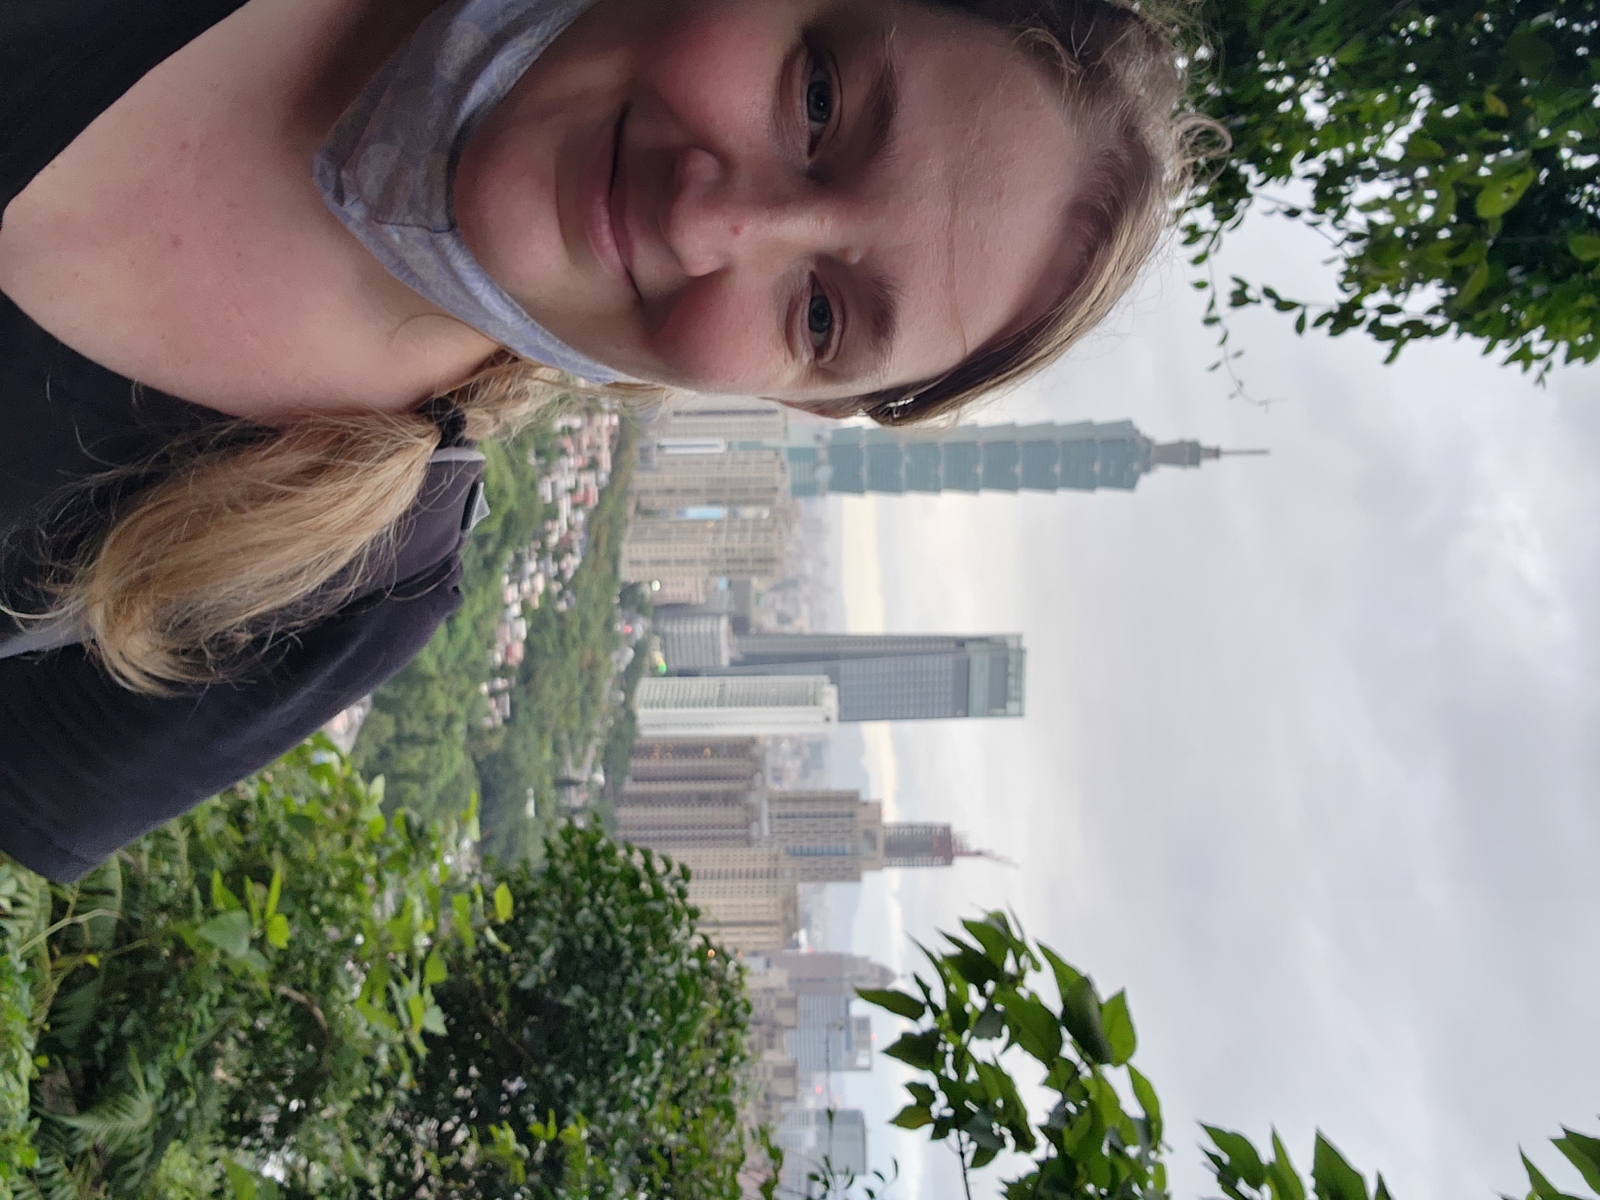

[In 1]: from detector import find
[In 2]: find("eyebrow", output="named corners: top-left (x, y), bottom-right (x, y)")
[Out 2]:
top-left (862, 32), bottom-right (901, 168)
top-left (841, 36), bottom-right (902, 381)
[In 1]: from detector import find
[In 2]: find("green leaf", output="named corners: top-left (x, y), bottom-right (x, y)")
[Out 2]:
top-left (1569, 235), bottom-right (1600, 264)
top-left (1206, 1126), bottom-right (1268, 1189)
top-left (1101, 990), bottom-right (1137, 1065)
top-left (883, 1030), bottom-right (941, 1072)
top-left (857, 987), bottom-right (926, 1020)
top-left (1476, 168), bottom-right (1536, 219)
top-left (949, 947), bottom-right (1001, 986)
top-left (211, 869), bottom-right (241, 913)
top-left (421, 1003), bottom-right (447, 1036)
top-left (962, 914), bottom-right (1014, 965)
top-left (1128, 1065), bottom-right (1162, 1146)
top-left (1269, 1131), bottom-right (1308, 1200)
top-left (196, 911), bottom-right (252, 959)
top-left (890, 1104), bottom-right (933, 1130)
top-left (963, 1113), bottom-right (1006, 1152)
top-left (264, 913), bottom-right (290, 950)
top-left (1041, 947), bottom-right (1113, 1064)
top-left (1458, 262), bottom-right (1491, 305)
top-left (1483, 89), bottom-right (1510, 118)
top-left (1525, 1153), bottom-right (1585, 1200)
top-left (452, 892), bottom-right (476, 953)
top-left (1313, 1134), bottom-right (1369, 1200)
top-left (1003, 992), bottom-right (1062, 1066)
top-left (1553, 1129), bottom-right (1600, 1194)
top-left (1405, 135), bottom-right (1444, 160)
top-left (1505, 26), bottom-right (1555, 78)
top-left (225, 1161), bottom-right (258, 1200)
top-left (494, 882), bottom-right (514, 922)
top-left (972, 1005), bottom-right (1006, 1040)
top-left (424, 950), bottom-right (448, 987)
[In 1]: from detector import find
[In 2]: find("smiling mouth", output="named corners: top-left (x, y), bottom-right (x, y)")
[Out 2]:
top-left (605, 107), bottom-right (641, 300)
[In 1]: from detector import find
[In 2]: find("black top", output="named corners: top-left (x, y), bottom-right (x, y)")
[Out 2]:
top-left (1, 0), bottom-right (483, 881)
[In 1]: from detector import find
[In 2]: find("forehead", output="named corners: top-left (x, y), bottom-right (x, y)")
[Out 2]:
top-left (798, 1), bottom-right (1079, 401)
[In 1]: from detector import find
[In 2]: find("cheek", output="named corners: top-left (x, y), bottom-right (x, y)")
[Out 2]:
top-left (637, 3), bottom-right (787, 131)
top-left (645, 281), bottom-right (783, 391)
top-left (455, 109), bottom-right (561, 291)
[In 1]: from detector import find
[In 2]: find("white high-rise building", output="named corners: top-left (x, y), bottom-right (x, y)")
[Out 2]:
top-left (634, 675), bottom-right (838, 738)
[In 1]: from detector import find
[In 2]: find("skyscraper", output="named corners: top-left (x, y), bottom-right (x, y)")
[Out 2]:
top-left (790, 999), bottom-right (874, 1074)
top-left (620, 513), bottom-right (788, 592)
top-left (668, 846), bottom-right (799, 951)
top-left (791, 420), bottom-right (1261, 497)
top-left (653, 614), bottom-right (734, 669)
top-left (766, 790), bottom-right (885, 883)
top-left (630, 448), bottom-right (790, 512)
top-left (614, 738), bottom-right (766, 851)
top-left (624, 736), bottom-right (766, 786)
top-left (683, 632), bottom-right (1026, 721)
top-left (654, 396), bottom-right (788, 443)
top-left (633, 676), bottom-right (839, 738)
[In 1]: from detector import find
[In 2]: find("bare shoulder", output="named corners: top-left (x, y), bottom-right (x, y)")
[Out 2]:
top-left (0, 0), bottom-right (485, 422)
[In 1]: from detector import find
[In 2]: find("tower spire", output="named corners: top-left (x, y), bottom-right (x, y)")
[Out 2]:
top-left (950, 831), bottom-right (1018, 868)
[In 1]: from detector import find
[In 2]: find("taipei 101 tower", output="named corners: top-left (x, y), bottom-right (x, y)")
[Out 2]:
top-left (785, 419), bottom-right (1265, 498)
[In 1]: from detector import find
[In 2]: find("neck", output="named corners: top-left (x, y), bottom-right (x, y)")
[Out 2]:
top-left (0, 0), bottom-right (499, 425)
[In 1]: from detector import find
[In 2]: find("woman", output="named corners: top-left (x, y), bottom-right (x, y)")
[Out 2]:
top-left (0, 0), bottom-right (1202, 879)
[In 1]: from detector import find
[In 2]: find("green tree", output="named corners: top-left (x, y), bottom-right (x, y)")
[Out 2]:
top-left (1188, 0), bottom-right (1599, 376)
top-left (0, 740), bottom-right (481, 1200)
top-left (475, 417), bottom-right (640, 861)
top-left (855, 912), bottom-right (1163, 1199)
top-left (856, 911), bottom-right (1600, 1200)
top-left (353, 424), bottom-right (562, 825)
top-left (0, 752), bottom-right (752, 1200)
top-left (354, 412), bottom-right (642, 861)
top-left (364, 827), bottom-right (752, 1200)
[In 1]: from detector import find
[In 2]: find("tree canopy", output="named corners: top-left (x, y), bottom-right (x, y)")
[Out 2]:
top-left (0, 746), bottom-right (747, 1200)
top-left (1188, 0), bottom-right (1599, 376)
top-left (366, 830), bottom-right (750, 1199)
top-left (353, 414), bottom-right (643, 864)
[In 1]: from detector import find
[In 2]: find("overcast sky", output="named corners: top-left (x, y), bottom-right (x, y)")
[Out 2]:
top-left (814, 208), bottom-right (1600, 1200)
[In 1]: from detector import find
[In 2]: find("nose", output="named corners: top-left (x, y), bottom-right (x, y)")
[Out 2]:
top-left (661, 146), bottom-right (838, 278)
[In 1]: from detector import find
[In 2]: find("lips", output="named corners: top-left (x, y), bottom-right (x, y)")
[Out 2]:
top-left (584, 107), bottom-right (637, 297)
top-left (607, 112), bottom-right (640, 298)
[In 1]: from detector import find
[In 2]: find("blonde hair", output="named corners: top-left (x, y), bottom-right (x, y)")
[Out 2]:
top-left (20, 0), bottom-right (1216, 696)
top-left (18, 357), bottom-right (637, 695)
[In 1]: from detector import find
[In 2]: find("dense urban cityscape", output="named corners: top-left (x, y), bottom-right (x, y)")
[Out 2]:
top-left (331, 392), bottom-right (1244, 1189)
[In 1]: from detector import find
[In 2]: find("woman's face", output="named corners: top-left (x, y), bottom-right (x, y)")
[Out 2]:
top-left (453, 0), bottom-right (1081, 401)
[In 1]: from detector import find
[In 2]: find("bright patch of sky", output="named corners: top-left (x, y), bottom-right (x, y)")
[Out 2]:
top-left (820, 207), bottom-right (1600, 1200)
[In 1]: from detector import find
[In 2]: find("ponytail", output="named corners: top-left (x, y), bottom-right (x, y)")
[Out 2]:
top-left (32, 354), bottom-right (606, 695)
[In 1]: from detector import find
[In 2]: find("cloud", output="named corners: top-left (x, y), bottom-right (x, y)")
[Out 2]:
top-left (822, 208), bottom-right (1600, 1200)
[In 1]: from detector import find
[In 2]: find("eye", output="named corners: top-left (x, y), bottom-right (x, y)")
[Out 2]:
top-left (806, 280), bottom-right (836, 357)
top-left (804, 53), bottom-right (835, 151)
